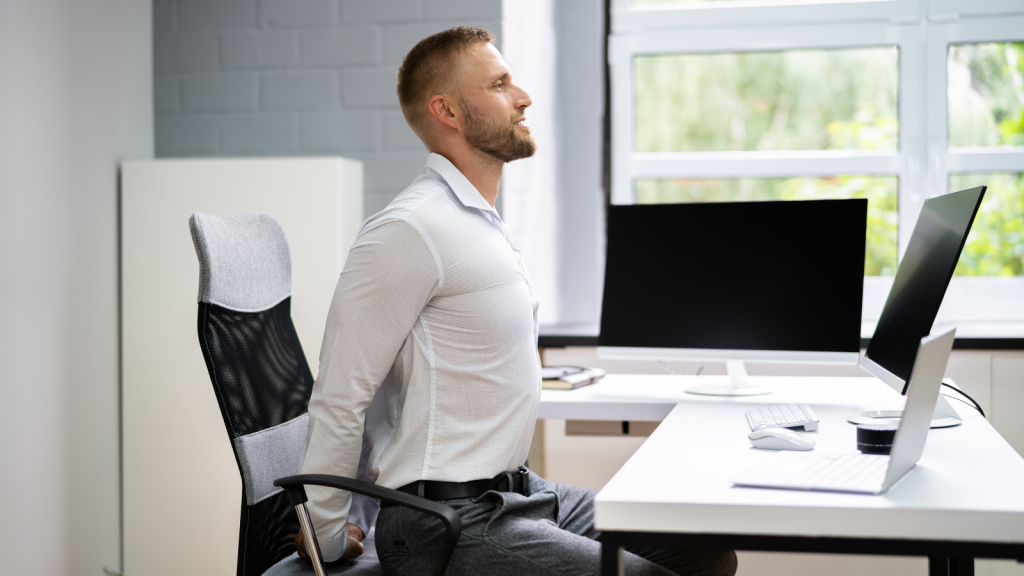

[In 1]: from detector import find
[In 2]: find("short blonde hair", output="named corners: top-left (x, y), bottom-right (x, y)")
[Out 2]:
top-left (396, 26), bottom-right (496, 139)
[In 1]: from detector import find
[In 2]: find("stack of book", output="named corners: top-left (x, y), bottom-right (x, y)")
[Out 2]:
top-left (541, 365), bottom-right (607, 390)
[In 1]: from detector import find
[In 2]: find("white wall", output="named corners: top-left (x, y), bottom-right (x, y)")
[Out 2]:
top-left (0, 1), bottom-right (153, 574)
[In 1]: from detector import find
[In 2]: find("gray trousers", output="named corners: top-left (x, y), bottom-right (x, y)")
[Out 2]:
top-left (375, 472), bottom-right (737, 576)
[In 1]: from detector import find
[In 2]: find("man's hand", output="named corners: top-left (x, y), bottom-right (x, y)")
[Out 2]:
top-left (345, 523), bottom-right (365, 542)
top-left (296, 523), bottom-right (365, 564)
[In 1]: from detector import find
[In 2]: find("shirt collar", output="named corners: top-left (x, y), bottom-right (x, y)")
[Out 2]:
top-left (424, 153), bottom-right (498, 215)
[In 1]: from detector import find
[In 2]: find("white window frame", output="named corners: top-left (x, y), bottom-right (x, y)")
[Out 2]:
top-left (925, 14), bottom-right (1024, 323)
top-left (610, 0), bottom-right (1024, 329)
top-left (613, 0), bottom-right (920, 33)
top-left (928, 0), bottom-right (1024, 21)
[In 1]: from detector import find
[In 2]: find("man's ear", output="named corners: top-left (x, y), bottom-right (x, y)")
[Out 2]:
top-left (427, 94), bottom-right (461, 132)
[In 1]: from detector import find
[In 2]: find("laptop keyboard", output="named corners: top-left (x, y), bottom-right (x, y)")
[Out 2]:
top-left (746, 404), bottom-right (819, 431)
top-left (789, 453), bottom-right (890, 491)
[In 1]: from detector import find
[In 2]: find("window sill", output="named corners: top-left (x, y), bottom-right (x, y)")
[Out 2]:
top-left (539, 322), bottom-right (1024, 350)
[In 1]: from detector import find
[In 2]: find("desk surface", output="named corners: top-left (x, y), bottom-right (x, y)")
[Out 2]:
top-left (584, 375), bottom-right (1024, 544)
top-left (538, 373), bottom-right (890, 422)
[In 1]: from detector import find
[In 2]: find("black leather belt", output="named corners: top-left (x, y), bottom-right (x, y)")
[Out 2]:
top-left (381, 466), bottom-right (529, 507)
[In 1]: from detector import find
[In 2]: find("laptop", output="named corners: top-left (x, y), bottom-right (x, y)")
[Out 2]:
top-left (732, 327), bottom-right (956, 495)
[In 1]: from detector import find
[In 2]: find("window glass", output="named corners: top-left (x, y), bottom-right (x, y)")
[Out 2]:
top-left (948, 43), bottom-right (1024, 148)
top-left (635, 176), bottom-right (898, 275)
top-left (634, 47), bottom-right (899, 152)
top-left (948, 172), bottom-right (1024, 276)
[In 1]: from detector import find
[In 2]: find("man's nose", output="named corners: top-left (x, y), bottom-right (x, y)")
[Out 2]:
top-left (515, 85), bottom-right (532, 109)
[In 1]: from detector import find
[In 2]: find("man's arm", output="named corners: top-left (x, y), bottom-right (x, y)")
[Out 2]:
top-left (299, 219), bottom-right (441, 562)
top-left (297, 429), bottom-right (377, 562)
top-left (347, 428), bottom-right (381, 540)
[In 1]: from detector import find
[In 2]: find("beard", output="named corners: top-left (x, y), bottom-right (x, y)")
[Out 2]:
top-left (460, 99), bottom-right (537, 163)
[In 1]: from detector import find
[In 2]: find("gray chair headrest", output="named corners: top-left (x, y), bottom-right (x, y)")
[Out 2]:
top-left (189, 212), bottom-right (292, 312)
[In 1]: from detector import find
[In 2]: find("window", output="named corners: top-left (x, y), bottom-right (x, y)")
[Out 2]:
top-left (610, 0), bottom-right (1024, 328)
top-left (948, 43), bottom-right (1024, 150)
top-left (634, 48), bottom-right (899, 153)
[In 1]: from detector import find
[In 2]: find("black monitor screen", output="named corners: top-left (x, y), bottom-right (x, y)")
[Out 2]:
top-left (865, 186), bottom-right (985, 386)
top-left (599, 199), bottom-right (866, 353)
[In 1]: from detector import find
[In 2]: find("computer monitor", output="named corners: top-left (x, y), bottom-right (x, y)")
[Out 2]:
top-left (598, 198), bottom-right (867, 396)
top-left (852, 186), bottom-right (986, 428)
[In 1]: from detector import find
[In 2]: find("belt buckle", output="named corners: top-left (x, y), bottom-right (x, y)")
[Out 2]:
top-left (496, 467), bottom-right (530, 494)
top-left (511, 466), bottom-right (529, 495)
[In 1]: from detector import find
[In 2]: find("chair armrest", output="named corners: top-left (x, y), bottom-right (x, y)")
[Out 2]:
top-left (274, 474), bottom-right (461, 576)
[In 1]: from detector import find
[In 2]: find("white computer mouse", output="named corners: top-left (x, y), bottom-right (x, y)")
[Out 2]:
top-left (748, 428), bottom-right (816, 451)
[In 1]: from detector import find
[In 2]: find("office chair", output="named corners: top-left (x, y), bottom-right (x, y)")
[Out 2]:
top-left (189, 212), bottom-right (460, 576)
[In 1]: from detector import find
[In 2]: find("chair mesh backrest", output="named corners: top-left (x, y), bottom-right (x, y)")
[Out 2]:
top-left (190, 212), bottom-right (315, 576)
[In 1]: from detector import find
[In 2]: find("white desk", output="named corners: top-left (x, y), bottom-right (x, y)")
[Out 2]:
top-left (539, 375), bottom-right (1024, 576)
top-left (538, 373), bottom-right (893, 422)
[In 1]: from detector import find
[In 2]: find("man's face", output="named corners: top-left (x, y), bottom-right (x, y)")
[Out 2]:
top-left (455, 43), bottom-right (536, 163)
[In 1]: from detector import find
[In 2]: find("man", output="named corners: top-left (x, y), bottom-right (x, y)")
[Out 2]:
top-left (300, 26), bottom-right (737, 576)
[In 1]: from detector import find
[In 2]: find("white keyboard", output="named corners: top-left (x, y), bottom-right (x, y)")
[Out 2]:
top-left (746, 404), bottom-right (819, 431)
top-left (787, 453), bottom-right (890, 492)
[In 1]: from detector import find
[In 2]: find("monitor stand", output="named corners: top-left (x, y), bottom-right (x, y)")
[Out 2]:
top-left (685, 360), bottom-right (772, 397)
top-left (847, 394), bottom-right (962, 429)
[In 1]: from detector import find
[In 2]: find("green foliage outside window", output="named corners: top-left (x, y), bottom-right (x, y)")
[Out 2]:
top-left (636, 176), bottom-right (898, 276)
top-left (950, 173), bottom-right (1024, 277)
top-left (634, 47), bottom-right (899, 152)
top-left (633, 47), bottom-right (900, 275)
top-left (948, 43), bottom-right (1024, 148)
top-left (947, 43), bottom-right (1024, 277)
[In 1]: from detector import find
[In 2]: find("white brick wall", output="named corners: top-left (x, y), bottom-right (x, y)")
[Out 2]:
top-left (380, 20), bottom-right (491, 63)
top-left (155, 75), bottom-right (181, 112)
top-left (157, 115), bottom-right (219, 153)
top-left (222, 31), bottom-right (298, 68)
top-left (156, 34), bottom-right (219, 71)
top-left (154, 0), bottom-right (501, 216)
top-left (260, 0), bottom-right (338, 28)
top-left (342, 0), bottom-right (422, 23)
top-left (425, 0), bottom-right (500, 21)
top-left (301, 27), bottom-right (379, 66)
top-left (261, 70), bottom-right (339, 108)
top-left (178, 0), bottom-right (257, 30)
top-left (301, 110), bottom-right (379, 150)
top-left (221, 113), bottom-right (299, 152)
top-left (182, 74), bottom-right (257, 111)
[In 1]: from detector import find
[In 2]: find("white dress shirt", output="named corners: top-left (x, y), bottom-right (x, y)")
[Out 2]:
top-left (301, 153), bottom-right (542, 561)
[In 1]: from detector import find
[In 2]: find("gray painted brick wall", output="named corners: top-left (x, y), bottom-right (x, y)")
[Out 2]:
top-left (154, 0), bottom-right (501, 216)
top-left (154, 0), bottom-right (606, 326)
